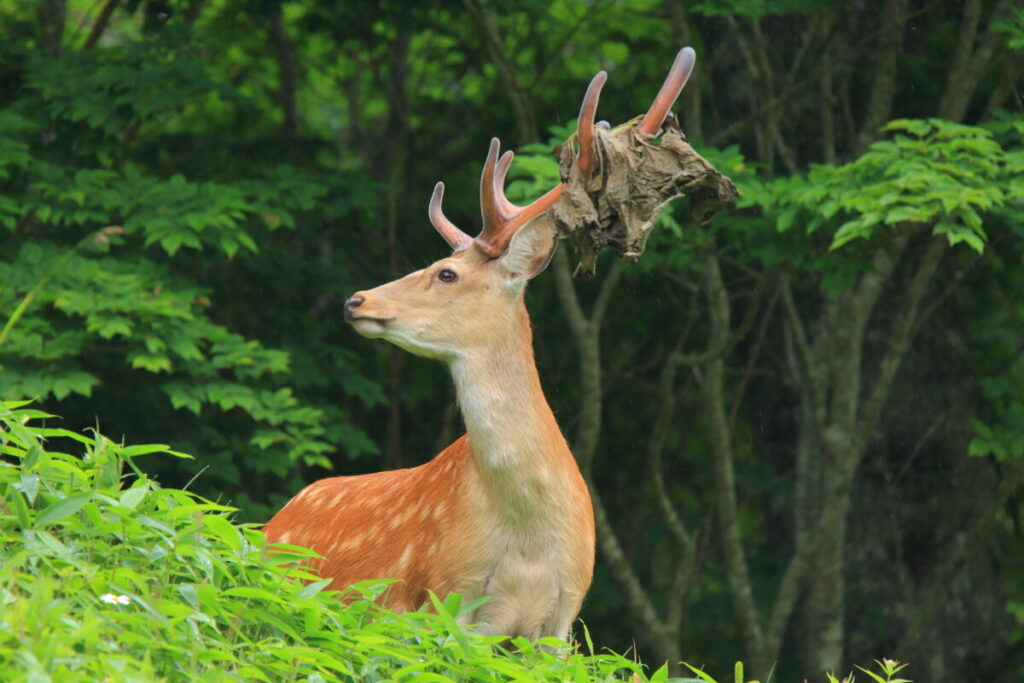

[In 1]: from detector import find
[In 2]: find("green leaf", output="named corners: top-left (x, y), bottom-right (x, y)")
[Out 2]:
top-left (9, 487), bottom-right (31, 529)
top-left (119, 483), bottom-right (149, 510)
top-left (35, 493), bottom-right (92, 526)
top-left (854, 665), bottom-right (889, 683)
top-left (426, 590), bottom-right (474, 658)
top-left (682, 662), bottom-right (719, 683)
top-left (296, 578), bottom-right (334, 600)
top-left (649, 663), bottom-right (670, 683)
top-left (18, 473), bottom-right (40, 504)
top-left (201, 513), bottom-right (242, 552)
top-left (130, 353), bottom-right (173, 373)
top-left (119, 444), bottom-right (172, 457)
top-left (968, 438), bottom-right (991, 457)
top-left (222, 586), bottom-right (286, 604)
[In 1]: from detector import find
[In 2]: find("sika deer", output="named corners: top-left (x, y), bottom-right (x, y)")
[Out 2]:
top-left (264, 49), bottom-right (697, 641)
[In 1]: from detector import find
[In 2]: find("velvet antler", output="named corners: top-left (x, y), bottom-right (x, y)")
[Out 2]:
top-left (429, 48), bottom-right (696, 256)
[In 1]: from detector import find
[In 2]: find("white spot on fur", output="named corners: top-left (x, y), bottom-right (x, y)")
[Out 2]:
top-left (396, 545), bottom-right (413, 571)
top-left (337, 533), bottom-right (363, 553)
top-left (389, 506), bottom-right (412, 529)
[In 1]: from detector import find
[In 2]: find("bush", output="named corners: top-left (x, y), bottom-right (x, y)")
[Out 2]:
top-left (0, 400), bottom-right (647, 682)
top-left (0, 401), bottom-right (913, 682)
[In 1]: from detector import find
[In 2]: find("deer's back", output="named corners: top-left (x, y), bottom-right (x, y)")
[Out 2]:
top-left (264, 435), bottom-right (479, 610)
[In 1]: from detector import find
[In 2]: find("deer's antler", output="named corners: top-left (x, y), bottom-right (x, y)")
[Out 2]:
top-left (429, 182), bottom-right (472, 252)
top-left (429, 48), bottom-right (696, 257)
top-left (639, 47), bottom-right (696, 135)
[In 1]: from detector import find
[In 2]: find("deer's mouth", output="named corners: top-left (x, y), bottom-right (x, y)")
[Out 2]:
top-left (349, 316), bottom-right (392, 337)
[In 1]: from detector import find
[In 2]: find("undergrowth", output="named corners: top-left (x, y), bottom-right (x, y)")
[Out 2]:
top-left (0, 400), bottom-right (910, 682)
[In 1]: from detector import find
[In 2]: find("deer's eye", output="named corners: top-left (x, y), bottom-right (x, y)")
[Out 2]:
top-left (437, 268), bottom-right (458, 283)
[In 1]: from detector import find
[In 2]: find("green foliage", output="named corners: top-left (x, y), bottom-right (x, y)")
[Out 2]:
top-left (993, 8), bottom-right (1024, 50)
top-left (0, 21), bottom-right (383, 508)
top-left (0, 401), bottom-right (654, 681)
top-left (674, 658), bottom-right (911, 683)
top-left (689, 0), bottom-right (829, 21)
top-left (740, 119), bottom-right (1019, 253)
top-left (968, 359), bottom-right (1024, 463)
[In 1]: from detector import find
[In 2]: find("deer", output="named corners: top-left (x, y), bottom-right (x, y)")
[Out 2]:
top-left (263, 48), bottom-right (697, 642)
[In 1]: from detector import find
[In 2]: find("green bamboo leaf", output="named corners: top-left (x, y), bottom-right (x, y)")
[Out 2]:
top-left (426, 590), bottom-right (474, 658)
top-left (119, 444), bottom-right (172, 457)
top-left (682, 662), bottom-right (719, 683)
top-left (119, 483), bottom-right (149, 510)
top-left (202, 513), bottom-right (243, 552)
top-left (296, 578), bottom-right (333, 600)
top-left (9, 487), bottom-right (31, 529)
top-left (34, 493), bottom-right (92, 526)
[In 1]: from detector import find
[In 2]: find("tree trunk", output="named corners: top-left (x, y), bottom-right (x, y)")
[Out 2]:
top-left (268, 4), bottom-right (299, 141)
top-left (36, 0), bottom-right (65, 56)
top-left (799, 235), bottom-right (946, 675)
top-left (938, 0), bottom-right (1010, 121)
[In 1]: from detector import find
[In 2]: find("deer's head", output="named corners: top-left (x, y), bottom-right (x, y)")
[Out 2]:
top-left (343, 135), bottom-right (561, 362)
top-left (343, 48), bottom-right (697, 363)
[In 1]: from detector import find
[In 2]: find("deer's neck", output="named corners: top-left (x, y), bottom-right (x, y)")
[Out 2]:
top-left (449, 305), bottom-right (570, 483)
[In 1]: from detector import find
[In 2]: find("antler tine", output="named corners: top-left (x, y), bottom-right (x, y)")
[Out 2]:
top-left (494, 150), bottom-right (517, 215)
top-left (474, 68), bottom-right (611, 256)
top-left (638, 46), bottom-right (696, 135)
top-left (478, 137), bottom-right (504, 238)
top-left (429, 182), bottom-right (473, 251)
top-left (577, 70), bottom-right (607, 175)
top-left (474, 137), bottom-right (566, 257)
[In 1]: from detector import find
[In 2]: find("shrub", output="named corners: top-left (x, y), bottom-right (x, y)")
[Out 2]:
top-left (0, 400), bottom-right (646, 682)
top-left (0, 401), bottom-right (914, 682)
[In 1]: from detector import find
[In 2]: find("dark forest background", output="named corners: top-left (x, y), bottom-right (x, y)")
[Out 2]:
top-left (1, 0), bottom-right (1022, 681)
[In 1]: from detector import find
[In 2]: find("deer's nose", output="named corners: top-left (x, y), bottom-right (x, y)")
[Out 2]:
top-left (344, 295), bottom-right (365, 321)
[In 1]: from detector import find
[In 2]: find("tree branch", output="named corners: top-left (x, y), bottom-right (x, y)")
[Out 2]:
top-left (83, 0), bottom-right (119, 50)
top-left (938, 0), bottom-right (1011, 121)
top-left (649, 352), bottom-right (695, 553)
top-left (268, 4), bottom-right (300, 141)
top-left (728, 281), bottom-right (781, 434)
top-left (667, 0), bottom-right (703, 141)
top-left (852, 236), bottom-right (946, 465)
top-left (553, 247), bottom-right (589, 348)
top-left (780, 277), bottom-right (827, 435)
top-left (591, 486), bottom-right (679, 661)
top-left (827, 232), bottom-right (911, 441)
top-left (853, 0), bottom-right (908, 155)
top-left (464, 0), bottom-right (538, 144)
top-left (592, 261), bottom-right (624, 328)
top-left (700, 243), bottom-right (768, 672)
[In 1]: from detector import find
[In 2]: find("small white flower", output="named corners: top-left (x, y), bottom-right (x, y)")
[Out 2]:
top-left (100, 593), bottom-right (131, 605)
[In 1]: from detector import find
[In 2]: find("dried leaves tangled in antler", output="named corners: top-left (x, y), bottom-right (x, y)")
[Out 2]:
top-left (552, 113), bottom-right (739, 278)
top-left (542, 47), bottom-right (739, 278)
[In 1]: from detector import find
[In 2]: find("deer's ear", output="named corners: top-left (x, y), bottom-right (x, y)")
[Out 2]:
top-left (498, 217), bottom-right (556, 283)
